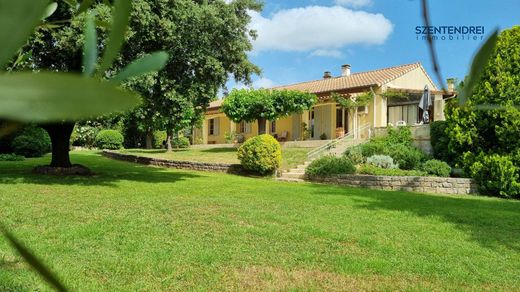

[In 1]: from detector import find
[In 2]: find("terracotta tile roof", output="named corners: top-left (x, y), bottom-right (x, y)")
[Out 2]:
top-left (273, 62), bottom-right (430, 94)
top-left (208, 99), bottom-right (223, 110)
top-left (207, 63), bottom-right (439, 111)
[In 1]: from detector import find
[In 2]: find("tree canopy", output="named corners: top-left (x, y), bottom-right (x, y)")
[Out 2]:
top-left (121, 0), bottom-right (262, 148)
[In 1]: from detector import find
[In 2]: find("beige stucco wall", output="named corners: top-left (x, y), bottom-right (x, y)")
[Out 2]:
top-left (433, 94), bottom-right (446, 121)
top-left (384, 67), bottom-right (437, 90)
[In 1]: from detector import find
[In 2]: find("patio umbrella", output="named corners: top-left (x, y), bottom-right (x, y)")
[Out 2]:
top-left (418, 85), bottom-right (431, 123)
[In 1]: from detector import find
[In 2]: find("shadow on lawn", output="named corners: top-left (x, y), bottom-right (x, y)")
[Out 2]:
top-left (308, 184), bottom-right (520, 252)
top-left (0, 152), bottom-right (204, 187)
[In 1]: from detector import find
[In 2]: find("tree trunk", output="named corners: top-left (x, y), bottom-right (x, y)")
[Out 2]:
top-left (145, 130), bottom-right (153, 149)
top-left (257, 117), bottom-right (267, 135)
top-left (42, 122), bottom-right (75, 168)
top-left (166, 129), bottom-right (173, 152)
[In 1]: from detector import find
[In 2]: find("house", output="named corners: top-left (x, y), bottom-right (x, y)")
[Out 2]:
top-left (193, 62), bottom-right (455, 144)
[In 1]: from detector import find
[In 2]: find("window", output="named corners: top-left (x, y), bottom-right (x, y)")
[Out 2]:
top-left (208, 118), bottom-right (219, 136)
top-left (270, 121), bottom-right (276, 133)
top-left (388, 104), bottom-right (419, 126)
top-left (208, 119), bottom-right (215, 135)
top-left (238, 121), bottom-right (251, 133)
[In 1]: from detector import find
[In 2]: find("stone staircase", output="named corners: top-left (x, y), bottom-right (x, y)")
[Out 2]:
top-left (276, 136), bottom-right (364, 183)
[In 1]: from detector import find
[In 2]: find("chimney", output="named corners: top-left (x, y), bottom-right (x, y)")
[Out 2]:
top-left (323, 71), bottom-right (332, 79)
top-left (341, 64), bottom-right (351, 77)
top-left (446, 78), bottom-right (455, 92)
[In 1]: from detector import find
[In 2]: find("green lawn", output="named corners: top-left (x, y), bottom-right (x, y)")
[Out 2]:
top-left (120, 146), bottom-right (312, 170)
top-left (1, 152), bottom-right (520, 291)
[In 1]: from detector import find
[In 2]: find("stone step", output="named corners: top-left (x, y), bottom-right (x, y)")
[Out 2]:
top-left (289, 168), bottom-right (305, 174)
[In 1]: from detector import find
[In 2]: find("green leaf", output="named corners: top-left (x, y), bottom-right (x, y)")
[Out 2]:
top-left (0, 72), bottom-right (141, 122)
top-left (459, 29), bottom-right (499, 105)
top-left (1, 225), bottom-right (68, 292)
top-left (0, 0), bottom-right (50, 69)
top-left (111, 52), bottom-right (169, 83)
top-left (97, 0), bottom-right (132, 74)
top-left (83, 13), bottom-right (98, 76)
top-left (42, 2), bottom-right (58, 19)
top-left (62, 0), bottom-right (76, 7)
top-left (77, 0), bottom-right (93, 15)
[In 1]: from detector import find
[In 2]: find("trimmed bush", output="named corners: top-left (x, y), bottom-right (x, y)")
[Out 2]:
top-left (171, 137), bottom-right (190, 149)
top-left (469, 154), bottom-right (520, 198)
top-left (305, 155), bottom-right (355, 177)
top-left (357, 164), bottom-right (427, 177)
top-left (95, 130), bottom-right (124, 150)
top-left (366, 155), bottom-right (398, 169)
top-left (421, 159), bottom-right (451, 177)
top-left (238, 134), bottom-right (281, 175)
top-left (344, 145), bottom-right (364, 165)
top-left (153, 131), bottom-right (167, 149)
top-left (385, 144), bottom-right (426, 170)
top-left (0, 153), bottom-right (25, 161)
top-left (11, 127), bottom-right (51, 157)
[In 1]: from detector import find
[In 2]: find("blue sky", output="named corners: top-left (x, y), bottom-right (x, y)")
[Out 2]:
top-left (230, 0), bottom-right (519, 90)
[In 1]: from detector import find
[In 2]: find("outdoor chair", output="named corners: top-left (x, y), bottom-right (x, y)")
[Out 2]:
top-left (278, 131), bottom-right (288, 142)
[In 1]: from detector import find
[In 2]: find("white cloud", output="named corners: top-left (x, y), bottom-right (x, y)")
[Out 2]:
top-left (310, 49), bottom-right (343, 58)
top-left (334, 0), bottom-right (373, 8)
top-left (253, 77), bottom-right (276, 89)
top-left (249, 6), bottom-right (392, 53)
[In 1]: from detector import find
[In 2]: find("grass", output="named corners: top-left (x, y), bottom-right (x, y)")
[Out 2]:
top-left (0, 151), bottom-right (520, 290)
top-left (120, 146), bottom-right (312, 170)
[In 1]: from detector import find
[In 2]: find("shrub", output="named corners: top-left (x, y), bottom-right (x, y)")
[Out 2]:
top-left (430, 121), bottom-right (453, 164)
top-left (366, 155), bottom-right (398, 169)
top-left (360, 140), bottom-right (386, 158)
top-left (11, 126), bottom-right (51, 157)
top-left (386, 125), bottom-right (413, 145)
top-left (385, 144), bottom-right (426, 170)
top-left (421, 159), bottom-right (451, 177)
top-left (357, 164), bottom-right (427, 177)
top-left (171, 136), bottom-right (190, 149)
top-left (469, 154), bottom-right (520, 198)
top-left (153, 131), bottom-right (167, 149)
top-left (95, 130), bottom-right (124, 150)
top-left (0, 153), bottom-right (25, 161)
top-left (306, 155), bottom-right (355, 177)
top-left (344, 145), bottom-right (364, 165)
top-left (238, 134), bottom-right (281, 175)
top-left (71, 125), bottom-right (99, 148)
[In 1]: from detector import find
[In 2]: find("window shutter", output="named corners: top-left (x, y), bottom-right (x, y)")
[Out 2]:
top-left (214, 118), bottom-right (220, 136)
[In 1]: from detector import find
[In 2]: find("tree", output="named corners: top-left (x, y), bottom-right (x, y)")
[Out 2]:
top-left (445, 26), bottom-right (520, 162)
top-left (15, 1), bottom-right (167, 168)
top-left (445, 26), bottom-right (520, 197)
top-left (222, 89), bottom-right (317, 134)
top-left (120, 0), bottom-right (262, 151)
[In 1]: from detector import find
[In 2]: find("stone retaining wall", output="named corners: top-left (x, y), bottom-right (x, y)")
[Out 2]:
top-left (102, 151), bottom-right (243, 174)
top-left (309, 174), bottom-right (478, 195)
